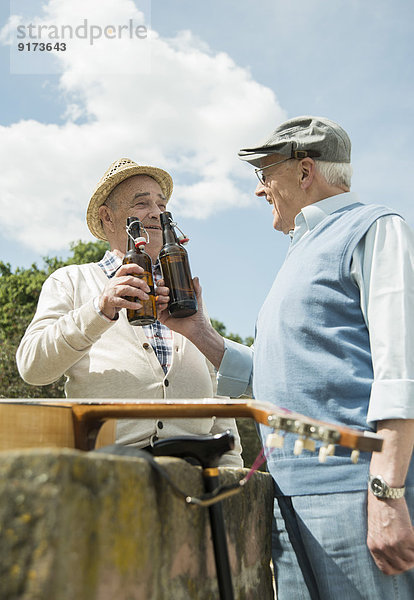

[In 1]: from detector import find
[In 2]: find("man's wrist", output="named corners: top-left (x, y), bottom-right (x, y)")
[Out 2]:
top-left (93, 296), bottom-right (119, 322)
top-left (190, 322), bottom-right (225, 370)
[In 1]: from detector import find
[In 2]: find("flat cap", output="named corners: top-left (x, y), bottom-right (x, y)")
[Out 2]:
top-left (238, 116), bottom-right (351, 167)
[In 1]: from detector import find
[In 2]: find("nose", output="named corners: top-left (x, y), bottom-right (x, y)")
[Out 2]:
top-left (148, 201), bottom-right (163, 218)
top-left (255, 181), bottom-right (266, 197)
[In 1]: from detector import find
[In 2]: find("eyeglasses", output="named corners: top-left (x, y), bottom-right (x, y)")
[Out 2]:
top-left (254, 157), bottom-right (292, 185)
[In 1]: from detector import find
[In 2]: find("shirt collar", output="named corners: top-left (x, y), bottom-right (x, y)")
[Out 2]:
top-left (98, 250), bottom-right (161, 279)
top-left (290, 192), bottom-right (360, 245)
top-left (98, 250), bottom-right (122, 278)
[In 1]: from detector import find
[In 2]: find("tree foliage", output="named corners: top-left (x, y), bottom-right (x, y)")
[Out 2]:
top-left (0, 240), bottom-right (109, 399)
top-left (210, 318), bottom-right (254, 347)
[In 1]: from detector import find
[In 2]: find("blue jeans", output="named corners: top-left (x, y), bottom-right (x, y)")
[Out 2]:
top-left (272, 487), bottom-right (414, 600)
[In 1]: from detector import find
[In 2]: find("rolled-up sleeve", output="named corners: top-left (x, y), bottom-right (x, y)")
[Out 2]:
top-left (368, 380), bottom-right (414, 423)
top-left (216, 338), bottom-right (254, 398)
top-left (354, 216), bottom-right (414, 425)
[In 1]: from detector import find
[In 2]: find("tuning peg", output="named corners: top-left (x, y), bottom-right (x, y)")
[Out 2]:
top-left (319, 445), bottom-right (328, 463)
top-left (266, 432), bottom-right (285, 448)
top-left (351, 449), bottom-right (360, 464)
top-left (327, 444), bottom-right (335, 456)
top-left (294, 437), bottom-right (316, 455)
top-left (294, 438), bottom-right (304, 455)
top-left (318, 442), bottom-right (337, 463)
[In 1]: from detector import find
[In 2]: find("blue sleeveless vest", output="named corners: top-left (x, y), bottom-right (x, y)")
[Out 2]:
top-left (254, 202), bottom-right (411, 495)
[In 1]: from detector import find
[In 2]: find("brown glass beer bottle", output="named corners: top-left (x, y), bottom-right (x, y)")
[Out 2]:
top-left (159, 211), bottom-right (198, 317)
top-left (123, 217), bottom-right (157, 325)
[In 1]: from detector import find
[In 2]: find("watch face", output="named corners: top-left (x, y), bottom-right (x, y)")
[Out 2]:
top-left (371, 477), bottom-right (386, 496)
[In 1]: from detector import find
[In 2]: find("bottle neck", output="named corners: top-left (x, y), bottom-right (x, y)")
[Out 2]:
top-left (126, 219), bottom-right (144, 252)
top-left (162, 221), bottom-right (179, 246)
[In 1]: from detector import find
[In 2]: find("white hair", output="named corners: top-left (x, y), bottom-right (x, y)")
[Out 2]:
top-left (104, 186), bottom-right (119, 210)
top-left (314, 160), bottom-right (352, 189)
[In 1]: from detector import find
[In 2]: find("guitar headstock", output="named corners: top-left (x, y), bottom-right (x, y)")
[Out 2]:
top-left (258, 405), bottom-right (383, 464)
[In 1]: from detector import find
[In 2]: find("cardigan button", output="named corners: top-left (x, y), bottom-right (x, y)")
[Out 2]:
top-left (143, 343), bottom-right (150, 349)
top-left (164, 379), bottom-right (169, 387)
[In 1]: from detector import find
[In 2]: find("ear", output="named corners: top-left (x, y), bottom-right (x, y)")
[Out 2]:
top-left (98, 204), bottom-right (116, 234)
top-left (299, 158), bottom-right (316, 190)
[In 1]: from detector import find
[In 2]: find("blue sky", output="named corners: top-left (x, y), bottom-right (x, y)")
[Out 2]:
top-left (0, 0), bottom-right (413, 338)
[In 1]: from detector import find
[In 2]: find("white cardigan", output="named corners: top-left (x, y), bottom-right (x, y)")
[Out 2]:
top-left (16, 263), bottom-right (242, 467)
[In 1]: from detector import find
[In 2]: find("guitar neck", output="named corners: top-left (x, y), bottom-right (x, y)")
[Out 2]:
top-left (0, 398), bottom-right (383, 453)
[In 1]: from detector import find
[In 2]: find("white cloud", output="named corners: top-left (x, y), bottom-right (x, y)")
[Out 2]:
top-left (0, 0), bottom-right (285, 252)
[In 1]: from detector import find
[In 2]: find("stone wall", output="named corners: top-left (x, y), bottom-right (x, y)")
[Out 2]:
top-left (0, 449), bottom-right (274, 600)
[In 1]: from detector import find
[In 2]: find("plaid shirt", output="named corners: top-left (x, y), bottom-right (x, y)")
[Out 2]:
top-left (98, 251), bottom-right (173, 374)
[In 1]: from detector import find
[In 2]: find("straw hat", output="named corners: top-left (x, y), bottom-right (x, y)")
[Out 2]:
top-left (87, 158), bottom-right (173, 240)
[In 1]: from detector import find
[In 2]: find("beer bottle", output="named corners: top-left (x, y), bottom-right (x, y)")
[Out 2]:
top-left (123, 217), bottom-right (157, 326)
top-left (159, 211), bottom-right (198, 317)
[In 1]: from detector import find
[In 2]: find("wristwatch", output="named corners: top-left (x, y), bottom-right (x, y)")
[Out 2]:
top-left (368, 475), bottom-right (405, 499)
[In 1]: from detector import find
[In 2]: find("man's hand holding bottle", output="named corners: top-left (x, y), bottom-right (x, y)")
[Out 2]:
top-left (156, 277), bottom-right (226, 370)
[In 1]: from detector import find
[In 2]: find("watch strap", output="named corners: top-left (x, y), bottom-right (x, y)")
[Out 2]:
top-left (369, 475), bottom-right (405, 499)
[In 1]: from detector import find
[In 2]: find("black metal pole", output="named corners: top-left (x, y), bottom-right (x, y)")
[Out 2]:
top-left (203, 468), bottom-right (235, 600)
top-left (150, 431), bottom-right (237, 600)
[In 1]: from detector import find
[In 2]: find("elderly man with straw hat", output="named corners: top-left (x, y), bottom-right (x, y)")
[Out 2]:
top-left (16, 158), bottom-right (242, 466)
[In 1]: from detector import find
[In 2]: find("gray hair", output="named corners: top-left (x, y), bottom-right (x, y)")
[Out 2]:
top-left (314, 160), bottom-right (352, 189)
top-left (103, 186), bottom-right (120, 211)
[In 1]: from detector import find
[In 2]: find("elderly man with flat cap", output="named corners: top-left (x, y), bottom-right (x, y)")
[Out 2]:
top-left (157, 117), bottom-right (414, 599)
top-left (16, 158), bottom-right (242, 467)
